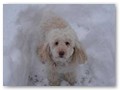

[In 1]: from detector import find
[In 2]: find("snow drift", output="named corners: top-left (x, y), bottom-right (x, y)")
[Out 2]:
top-left (3, 4), bottom-right (116, 86)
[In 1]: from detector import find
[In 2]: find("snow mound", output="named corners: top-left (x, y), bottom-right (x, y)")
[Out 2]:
top-left (3, 5), bottom-right (116, 86)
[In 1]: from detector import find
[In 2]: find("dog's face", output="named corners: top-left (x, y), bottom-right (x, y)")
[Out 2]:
top-left (47, 29), bottom-right (75, 63)
top-left (39, 27), bottom-right (87, 64)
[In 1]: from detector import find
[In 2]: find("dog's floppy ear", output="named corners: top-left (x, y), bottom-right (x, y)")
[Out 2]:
top-left (37, 42), bottom-right (50, 63)
top-left (73, 40), bottom-right (87, 64)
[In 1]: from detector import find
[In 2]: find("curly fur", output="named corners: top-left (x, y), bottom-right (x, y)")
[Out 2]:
top-left (37, 11), bottom-right (87, 86)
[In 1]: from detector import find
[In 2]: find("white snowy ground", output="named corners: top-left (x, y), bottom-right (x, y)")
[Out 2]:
top-left (3, 4), bottom-right (116, 86)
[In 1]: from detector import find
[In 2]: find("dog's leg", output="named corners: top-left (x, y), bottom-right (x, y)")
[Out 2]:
top-left (48, 70), bottom-right (60, 86)
top-left (64, 72), bottom-right (76, 85)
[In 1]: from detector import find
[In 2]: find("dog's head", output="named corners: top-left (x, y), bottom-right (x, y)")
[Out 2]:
top-left (38, 27), bottom-right (87, 64)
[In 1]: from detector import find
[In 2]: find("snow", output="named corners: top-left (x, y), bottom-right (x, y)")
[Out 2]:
top-left (3, 4), bottom-right (116, 86)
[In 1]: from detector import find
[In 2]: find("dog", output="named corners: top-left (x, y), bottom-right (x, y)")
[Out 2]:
top-left (37, 11), bottom-right (87, 86)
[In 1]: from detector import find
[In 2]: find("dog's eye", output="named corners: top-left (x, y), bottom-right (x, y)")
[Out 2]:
top-left (55, 41), bottom-right (59, 46)
top-left (65, 42), bottom-right (70, 46)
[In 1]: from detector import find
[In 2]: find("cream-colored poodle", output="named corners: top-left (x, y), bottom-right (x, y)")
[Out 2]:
top-left (37, 11), bottom-right (87, 86)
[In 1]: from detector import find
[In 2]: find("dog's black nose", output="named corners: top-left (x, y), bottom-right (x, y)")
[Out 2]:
top-left (59, 51), bottom-right (64, 58)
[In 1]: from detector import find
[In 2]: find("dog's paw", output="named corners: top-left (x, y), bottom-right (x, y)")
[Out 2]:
top-left (64, 72), bottom-right (76, 86)
top-left (49, 81), bottom-right (60, 86)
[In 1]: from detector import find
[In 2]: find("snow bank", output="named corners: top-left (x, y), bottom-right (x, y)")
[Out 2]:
top-left (3, 4), bottom-right (116, 86)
